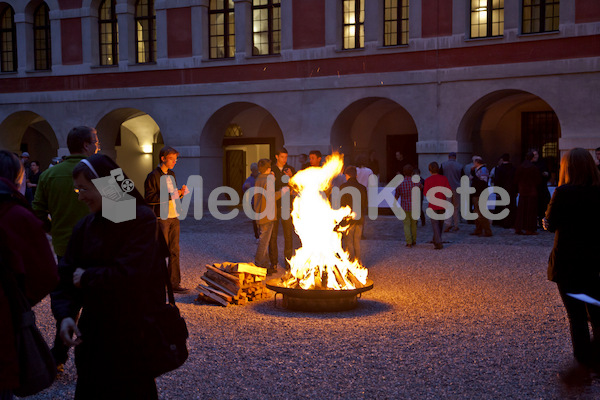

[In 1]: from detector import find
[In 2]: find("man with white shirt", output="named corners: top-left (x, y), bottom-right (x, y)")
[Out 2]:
top-left (144, 146), bottom-right (189, 293)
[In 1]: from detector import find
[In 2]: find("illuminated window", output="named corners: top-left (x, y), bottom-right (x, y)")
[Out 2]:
top-left (522, 0), bottom-right (559, 34)
top-left (209, 0), bottom-right (235, 59)
top-left (343, 0), bottom-right (364, 49)
top-left (470, 0), bottom-right (504, 38)
top-left (225, 123), bottom-right (243, 137)
top-left (384, 0), bottom-right (409, 46)
top-left (33, 3), bottom-right (51, 70)
top-left (135, 0), bottom-right (156, 63)
top-left (99, 0), bottom-right (118, 65)
top-left (0, 6), bottom-right (17, 72)
top-left (252, 0), bottom-right (280, 56)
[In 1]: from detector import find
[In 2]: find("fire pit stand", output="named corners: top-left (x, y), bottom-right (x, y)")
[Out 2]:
top-left (266, 279), bottom-right (374, 312)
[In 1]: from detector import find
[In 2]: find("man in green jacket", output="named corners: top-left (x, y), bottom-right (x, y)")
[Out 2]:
top-left (32, 125), bottom-right (99, 372)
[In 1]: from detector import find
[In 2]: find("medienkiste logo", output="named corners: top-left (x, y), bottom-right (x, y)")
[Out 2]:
top-left (92, 168), bottom-right (137, 223)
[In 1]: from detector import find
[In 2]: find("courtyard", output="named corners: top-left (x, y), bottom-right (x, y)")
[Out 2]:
top-left (28, 215), bottom-right (600, 399)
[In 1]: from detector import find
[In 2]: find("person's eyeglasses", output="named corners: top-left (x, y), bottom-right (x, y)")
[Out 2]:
top-left (74, 187), bottom-right (88, 194)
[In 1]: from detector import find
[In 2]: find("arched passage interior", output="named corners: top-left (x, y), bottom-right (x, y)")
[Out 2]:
top-left (331, 97), bottom-right (418, 183)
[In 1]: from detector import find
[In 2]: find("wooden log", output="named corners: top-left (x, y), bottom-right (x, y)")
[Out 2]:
top-left (231, 262), bottom-right (267, 276)
top-left (201, 276), bottom-right (240, 297)
top-left (346, 269), bottom-right (363, 288)
top-left (204, 269), bottom-right (241, 293)
top-left (196, 286), bottom-right (229, 306)
top-left (331, 266), bottom-right (346, 288)
top-left (206, 265), bottom-right (242, 283)
top-left (195, 293), bottom-right (221, 305)
top-left (198, 284), bottom-right (233, 303)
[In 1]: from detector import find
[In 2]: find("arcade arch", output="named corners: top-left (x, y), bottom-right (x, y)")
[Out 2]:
top-left (458, 90), bottom-right (561, 179)
top-left (200, 102), bottom-right (284, 198)
top-left (331, 97), bottom-right (418, 183)
top-left (0, 110), bottom-right (58, 170)
top-left (95, 108), bottom-right (163, 196)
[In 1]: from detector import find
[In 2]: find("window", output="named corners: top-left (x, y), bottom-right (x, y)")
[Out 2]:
top-left (225, 123), bottom-right (243, 137)
top-left (343, 0), bottom-right (364, 49)
top-left (470, 0), bottom-right (504, 38)
top-left (0, 6), bottom-right (17, 72)
top-left (522, 0), bottom-right (559, 34)
top-left (384, 0), bottom-right (409, 46)
top-left (33, 3), bottom-right (51, 70)
top-left (135, 0), bottom-right (156, 63)
top-left (99, 0), bottom-right (118, 65)
top-left (252, 0), bottom-right (280, 56)
top-left (209, 0), bottom-right (235, 59)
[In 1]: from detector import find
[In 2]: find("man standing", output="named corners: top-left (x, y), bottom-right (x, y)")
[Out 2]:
top-left (270, 148), bottom-right (296, 271)
top-left (340, 166), bottom-right (367, 261)
top-left (595, 147), bottom-right (600, 172)
top-left (469, 157), bottom-right (493, 237)
top-left (494, 154), bottom-right (517, 229)
top-left (243, 162), bottom-right (260, 242)
top-left (515, 151), bottom-right (540, 235)
top-left (33, 126), bottom-right (99, 372)
top-left (439, 152), bottom-right (463, 232)
top-left (424, 162), bottom-right (452, 249)
top-left (532, 149), bottom-right (550, 228)
top-left (144, 146), bottom-right (189, 293)
top-left (253, 159), bottom-right (284, 274)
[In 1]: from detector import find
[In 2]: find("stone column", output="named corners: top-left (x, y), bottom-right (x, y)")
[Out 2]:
top-left (234, 0), bottom-right (252, 59)
top-left (80, 7), bottom-right (99, 66)
top-left (116, 2), bottom-right (135, 66)
top-left (364, 0), bottom-right (381, 48)
top-left (155, 0), bottom-right (168, 63)
top-left (14, 12), bottom-right (33, 73)
top-left (192, 0), bottom-right (209, 59)
top-left (49, 9), bottom-right (62, 68)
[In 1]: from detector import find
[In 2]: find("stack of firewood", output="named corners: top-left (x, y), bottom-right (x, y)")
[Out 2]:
top-left (196, 262), bottom-right (271, 306)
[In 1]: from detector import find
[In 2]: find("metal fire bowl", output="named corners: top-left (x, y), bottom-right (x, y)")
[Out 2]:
top-left (266, 278), bottom-right (374, 312)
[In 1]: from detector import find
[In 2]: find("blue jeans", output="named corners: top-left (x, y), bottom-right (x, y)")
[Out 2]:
top-left (255, 221), bottom-right (275, 268)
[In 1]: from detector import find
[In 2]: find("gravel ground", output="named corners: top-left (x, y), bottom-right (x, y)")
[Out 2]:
top-left (25, 215), bottom-right (599, 399)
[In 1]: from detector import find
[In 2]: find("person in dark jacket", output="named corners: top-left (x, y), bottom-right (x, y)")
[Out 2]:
top-left (0, 150), bottom-right (58, 399)
top-left (144, 146), bottom-right (189, 293)
top-left (543, 147), bottom-right (600, 385)
top-left (53, 154), bottom-right (167, 399)
top-left (494, 154), bottom-right (517, 229)
top-left (514, 152), bottom-right (541, 235)
top-left (340, 166), bottom-right (368, 262)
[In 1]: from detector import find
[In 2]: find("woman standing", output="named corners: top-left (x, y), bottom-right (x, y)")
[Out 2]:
top-left (543, 148), bottom-right (600, 384)
top-left (0, 150), bottom-right (58, 399)
top-left (52, 154), bottom-right (168, 399)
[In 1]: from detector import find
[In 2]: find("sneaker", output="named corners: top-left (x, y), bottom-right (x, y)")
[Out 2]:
top-left (483, 232), bottom-right (493, 237)
top-left (412, 241), bottom-right (416, 246)
top-left (406, 243), bottom-right (412, 248)
top-left (172, 286), bottom-right (190, 294)
top-left (267, 265), bottom-right (278, 275)
top-left (443, 226), bottom-right (452, 233)
top-left (469, 231), bottom-right (481, 236)
top-left (434, 244), bottom-right (443, 250)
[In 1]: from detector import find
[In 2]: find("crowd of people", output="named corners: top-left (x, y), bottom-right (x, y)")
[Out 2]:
top-left (0, 134), bottom-right (599, 399)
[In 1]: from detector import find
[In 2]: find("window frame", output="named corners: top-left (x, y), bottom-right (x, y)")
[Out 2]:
top-left (342, 0), bottom-right (364, 50)
top-left (470, 0), bottom-right (504, 39)
top-left (135, 0), bottom-right (156, 64)
top-left (522, 0), bottom-right (560, 35)
top-left (252, 0), bottom-right (281, 56)
top-left (33, 2), bottom-right (52, 70)
top-left (209, 0), bottom-right (235, 59)
top-left (0, 6), bottom-right (17, 72)
top-left (99, 0), bottom-right (119, 66)
top-left (383, 0), bottom-right (409, 47)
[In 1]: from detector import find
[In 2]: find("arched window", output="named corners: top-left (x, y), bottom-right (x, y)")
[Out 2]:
top-left (99, 0), bottom-right (118, 65)
top-left (135, 0), bottom-right (156, 63)
top-left (209, 0), bottom-right (235, 59)
top-left (384, 0), bottom-right (408, 46)
top-left (0, 6), bottom-right (17, 72)
top-left (343, 0), bottom-right (364, 50)
top-left (34, 2), bottom-right (51, 70)
top-left (252, 0), bottom-right (280, 56)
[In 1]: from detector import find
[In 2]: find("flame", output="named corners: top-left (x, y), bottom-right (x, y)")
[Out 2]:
top-left (281, 153), bottom-right (369, 290)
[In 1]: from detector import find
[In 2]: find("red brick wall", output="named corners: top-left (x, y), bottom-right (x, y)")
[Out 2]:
top-left (58, 0), bottom-right (81, 10)
top-left (167, 7), bottom-right (193, 58)
top-left (576, 0), bottom-right (600, 23)
top-left (293, 0), bottom-right (325, 49)
top-left (421, 0), bottom-right (453, 38)
top-left (61, 18), bottom-right (82, 65)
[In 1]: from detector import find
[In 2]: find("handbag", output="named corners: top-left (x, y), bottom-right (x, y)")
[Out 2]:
top-left (139, 268), bottom-right (189, 378)
top-left (0, 256), bottom-right (56, 397)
